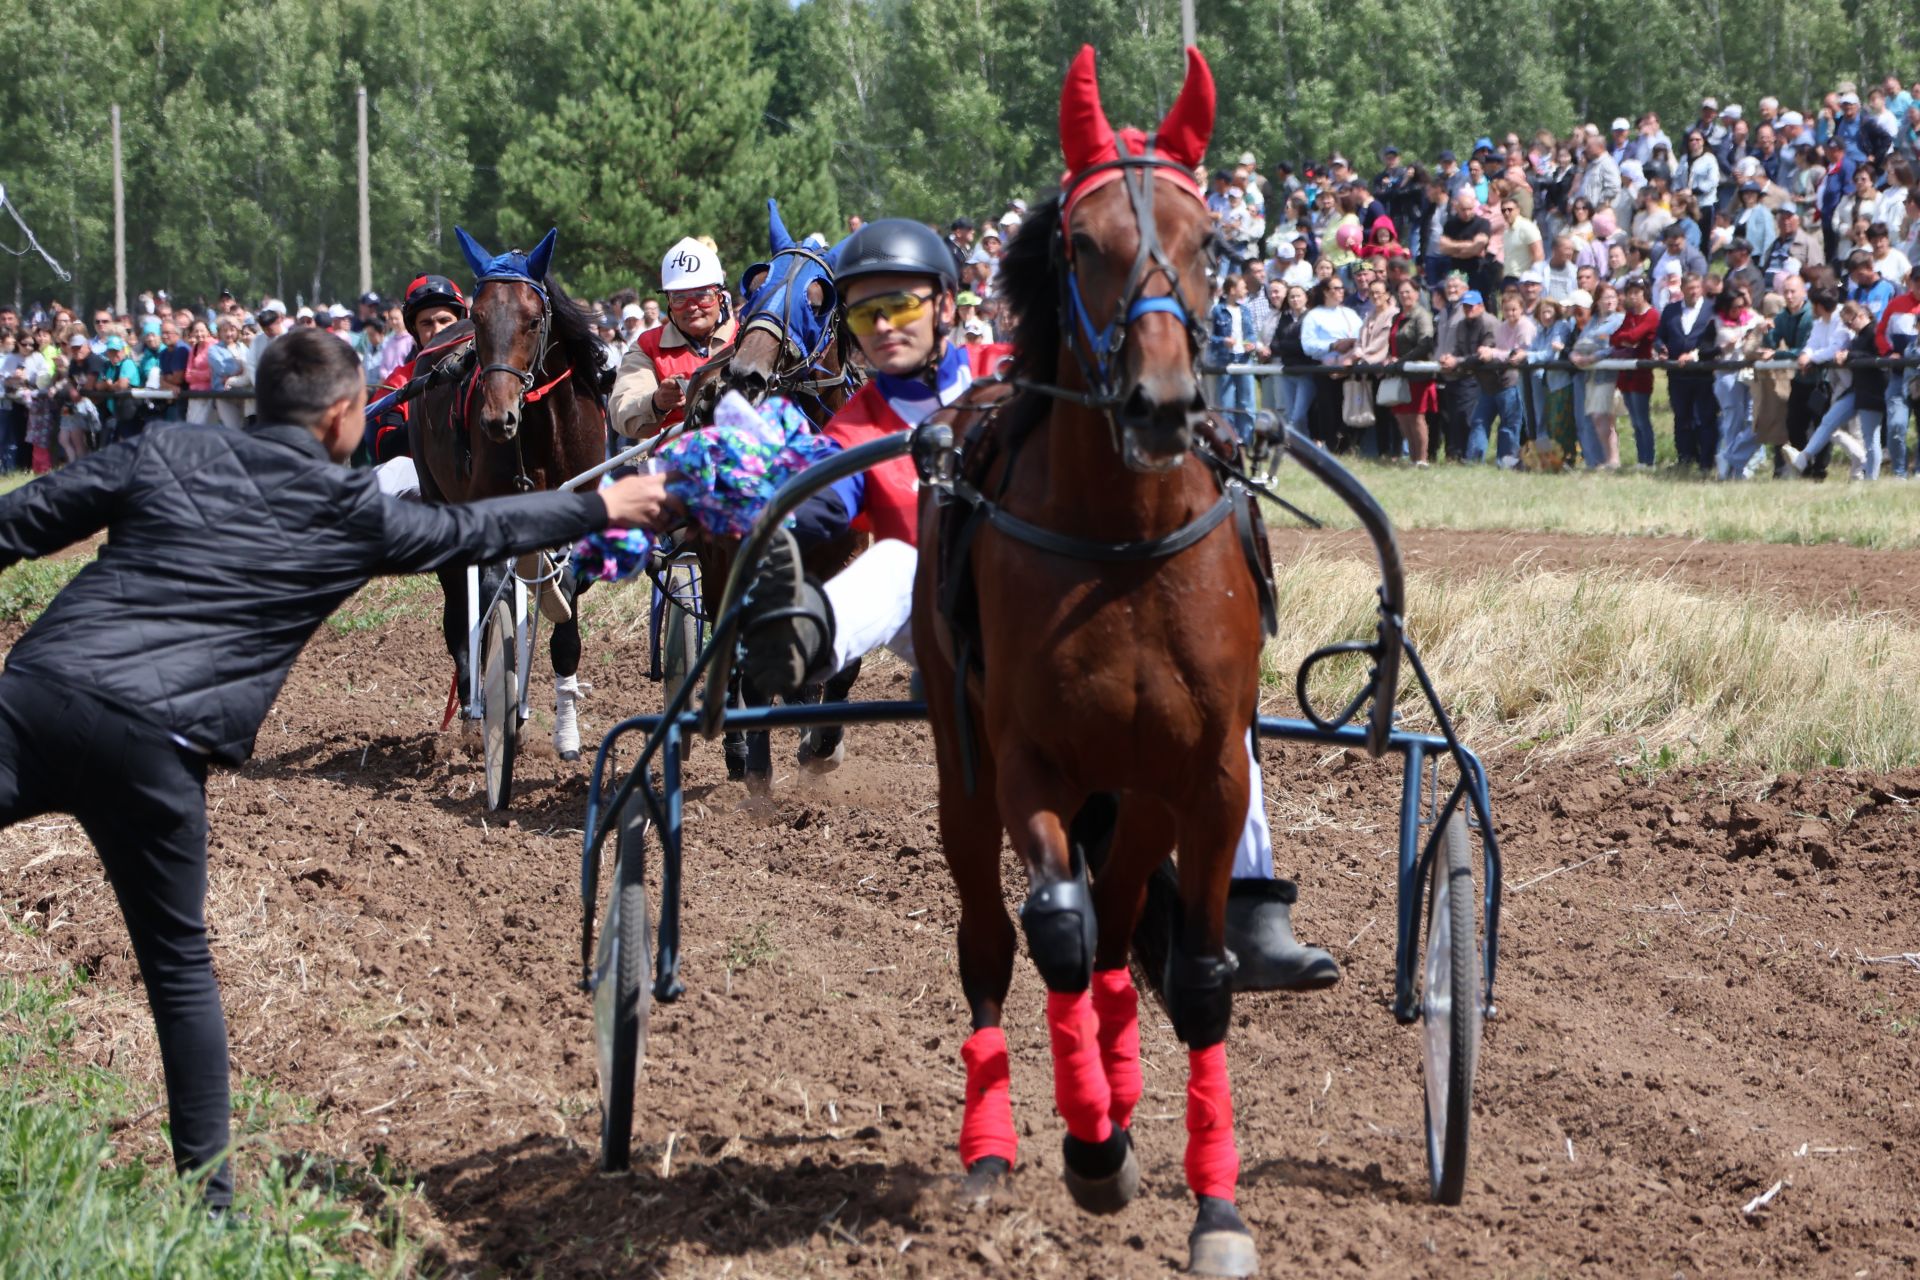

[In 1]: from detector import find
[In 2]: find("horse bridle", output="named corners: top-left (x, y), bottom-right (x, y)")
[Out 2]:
top-left (467, 272), bottom-right (566, 491)
top-left (735, 244), bottom-right (851, 406)
top-left (1019, 135), bottom-right (1210, 445)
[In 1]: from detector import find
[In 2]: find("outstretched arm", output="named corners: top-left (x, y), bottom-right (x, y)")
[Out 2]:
top-left (0, 444), bottom-right (136, 571)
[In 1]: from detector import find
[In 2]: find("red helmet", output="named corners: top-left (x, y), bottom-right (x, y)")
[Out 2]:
top-left (402, 274), bottom-right (467, 334)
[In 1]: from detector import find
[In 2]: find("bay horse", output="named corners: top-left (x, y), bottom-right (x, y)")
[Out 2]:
top-left (409, 226), bottom-right (609, 761)
top-left (913, 47), bottom-right (1268, 1276)
top-left (681, 201), bottom-right (866, 788)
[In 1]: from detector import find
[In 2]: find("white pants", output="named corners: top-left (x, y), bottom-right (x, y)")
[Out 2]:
top-left (822, 539), bottom-right (1275, 881)
top-left (374, 456), bottom-right (422, 499)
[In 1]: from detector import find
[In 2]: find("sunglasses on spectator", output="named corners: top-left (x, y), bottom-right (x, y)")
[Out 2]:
top-left (667, 286), bottom-right (721, 307)
top-left (845, 290), bottom-right (937, 336)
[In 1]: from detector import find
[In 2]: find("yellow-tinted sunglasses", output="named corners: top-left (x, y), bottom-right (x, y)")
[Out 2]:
top-left (845, 290), bottom-right (936, 336)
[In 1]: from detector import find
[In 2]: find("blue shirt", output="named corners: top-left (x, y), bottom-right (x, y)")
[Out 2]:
top-left (1848, 277), bottom-right (1895, 319)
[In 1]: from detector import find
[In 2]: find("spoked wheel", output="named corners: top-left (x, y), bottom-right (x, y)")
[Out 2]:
top-left (1422, 812), bottom-right (1482, 1204)
top-left (480, 597), bottom-right (519, 811)
top-left (594, 792), bottom-right (653, 1172)
top-left (658, 557), bottom-right (702, 697)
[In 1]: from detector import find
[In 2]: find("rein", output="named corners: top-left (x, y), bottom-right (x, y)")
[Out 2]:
top-left (466, 274), bottom-right (577, 492)
top-left (725, 243), bottom-right (854, 424)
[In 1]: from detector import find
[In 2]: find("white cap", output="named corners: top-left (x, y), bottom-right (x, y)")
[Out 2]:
top-left (998, 211), bottom-right (1021, 227)
top-left (331, 303), bottom-right (352, 319)
top-left (1721, 104), bottom-right (1743, 120)
top-left (620, 303), bottom-right (643, 323)
top-left (1237, 151), bottom-right (1257, 167)
top-left (1778, 110), bottom-right (1804, 128)
top-left (660, 237), bottom-right (724, 291)
top-left (296, 305), bottom-right (315, 319)
top-left (1521, 263), bottom-right (1550, 286)
top-left (1009, 198), bottom-right (1028, 212)
top-left (1611, 117), bottom-right (1630, 132)
top-left (259, 297), bottom-right (287, 316)
top-left (1271, 241), bottom-right (1296, 261)
top-left (963, 317), bottom-right (992, 339)
top-left (1567, 288), bottom-right (1594, 309)
top-left (1839, 91), bottom-right (1860, 106)
top-left (1228, 186), bottom-right (1244, 198)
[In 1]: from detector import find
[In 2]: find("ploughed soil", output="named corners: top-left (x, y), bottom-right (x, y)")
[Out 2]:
top-left (4, 528), bottom-right (1919, 1278)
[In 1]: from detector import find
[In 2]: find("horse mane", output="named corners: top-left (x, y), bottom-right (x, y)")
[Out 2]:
top-left (545, 279), bottom-right (604, 391)
top-left (1000, 194), bottom-right (1061, 384)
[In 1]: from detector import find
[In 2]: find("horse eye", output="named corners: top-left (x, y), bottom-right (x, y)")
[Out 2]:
top-left (1070, 232), bottom-right (1099, 257)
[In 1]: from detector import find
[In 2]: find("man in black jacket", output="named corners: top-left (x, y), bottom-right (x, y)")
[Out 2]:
top-left (0, 329), bottom-right (675, 1210)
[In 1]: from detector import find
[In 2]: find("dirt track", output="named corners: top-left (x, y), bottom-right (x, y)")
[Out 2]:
top-left (5, 527), bottom-right (1920, 1278)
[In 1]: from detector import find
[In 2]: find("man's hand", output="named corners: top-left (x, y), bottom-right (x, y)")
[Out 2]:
top-left (651, 377), bottom-right (686, 415)
top-left (599, 473), bottom-right (685, 530)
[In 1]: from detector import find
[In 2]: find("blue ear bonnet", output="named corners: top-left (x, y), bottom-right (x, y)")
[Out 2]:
top-left (456, 225), bottom-right (558, 299)
top-left (737, 198), bottom-right (836, 359)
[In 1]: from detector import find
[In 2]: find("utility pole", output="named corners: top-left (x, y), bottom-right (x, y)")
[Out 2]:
top-left (111, 104), bottom-right (125, 316)
top-left (1181, 0), bottom-right (1195, 50)
top-left (356, 86), bottom-right (371, 297)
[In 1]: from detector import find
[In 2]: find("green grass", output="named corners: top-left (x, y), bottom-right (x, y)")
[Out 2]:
top-left (323, 575), bottom-right (438, 634)
top-left (0, 556), bottom-right (87, 624)
top-left (0, 974), bottom-right (425, 1279)
top-left (1261, 380), bottom-right (1920, 550)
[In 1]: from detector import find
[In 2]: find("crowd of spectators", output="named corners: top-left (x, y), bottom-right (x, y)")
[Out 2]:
top-left (1199, 76), bottom-right (1920, 479)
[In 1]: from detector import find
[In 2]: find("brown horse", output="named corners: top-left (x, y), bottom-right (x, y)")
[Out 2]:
top-left (409, 227), bottom-right (610, 760)
top-left (913, 47), bottom-right (1267, 1276)
top-left (678, 211), bottom-right (867, 787)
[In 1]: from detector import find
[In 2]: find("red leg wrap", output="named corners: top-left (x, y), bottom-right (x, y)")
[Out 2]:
top-left (958, 1027), bottom-right (1018, 1168)
top-left (1091, 968), bottom-right (1142, 1130)
top-left (1044, 989), bottom-right (1113, 1145)
top-left (1184, 1043), bottom-right (1240, 1201)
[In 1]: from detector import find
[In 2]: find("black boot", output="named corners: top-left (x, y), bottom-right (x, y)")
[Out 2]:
top-left (1226, 878), bottom-right (1339, 992)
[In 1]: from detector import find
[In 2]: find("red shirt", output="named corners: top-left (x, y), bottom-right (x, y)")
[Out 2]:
top-left (822, 383), bottom-right (921, 545)
top-left (1609, 306), bottom-right (1660, 393)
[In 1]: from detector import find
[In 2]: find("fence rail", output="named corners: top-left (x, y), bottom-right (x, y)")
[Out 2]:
top-left (1225, 353), bottom-right (1920, 378)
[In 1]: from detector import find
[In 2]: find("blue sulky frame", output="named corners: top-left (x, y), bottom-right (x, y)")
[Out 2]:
top-left (574, 423), bottom-right (1504, 1192)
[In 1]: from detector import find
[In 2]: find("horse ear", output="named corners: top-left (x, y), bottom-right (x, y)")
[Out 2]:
top-left (767, 199), bottom-right (795, 253)
top-left (455, 226), bottom-right (491, 280)
top-left (1059, 44), bottom-right (1117, 178)
top-left (1153, 47), bottom-right (1216, 172)
top-left (525, 228), bottom-right (558, 281)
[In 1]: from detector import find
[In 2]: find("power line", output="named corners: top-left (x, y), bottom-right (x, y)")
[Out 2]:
top-left (0, 182), bottom-right (73, 282)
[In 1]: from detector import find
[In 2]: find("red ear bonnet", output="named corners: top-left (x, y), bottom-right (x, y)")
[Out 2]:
top-left (1059, 45), bottom-right (1212, 219)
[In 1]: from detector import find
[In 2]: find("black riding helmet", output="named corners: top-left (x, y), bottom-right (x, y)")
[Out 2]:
top-left (401, 273), bottom-right (468, 340)
top-left (832, 218), bottom-right (959, 292)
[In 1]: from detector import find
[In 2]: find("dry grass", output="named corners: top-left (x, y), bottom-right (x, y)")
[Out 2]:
top-left (1265, 551), bottom-right (1920, 772)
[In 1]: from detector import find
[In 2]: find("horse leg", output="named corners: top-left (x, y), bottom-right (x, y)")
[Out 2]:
top-left (1085, 795), bottom-right (1176, 1153)
top-left (736, 670), bottom-right (774, 795)
top-left (723, 671), bottom-right (749, 782)
top-left (549, 568), bottom-right (584, 760)
top-left (436, 564), bottom-right (472, 726)
top-left (997, 747), bottom-right (1137, 1215)
top-left (796, 657), bottom-right (861, 774)
top-left (1169, 750), bottom-right (1259, 1278)
top-left (935, 744), bottom-right (1018, 1202)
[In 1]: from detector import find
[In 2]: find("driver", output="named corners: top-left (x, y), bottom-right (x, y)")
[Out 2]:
top-left (610, 237), bottom-right (737, 442)
top-left (735, 218), bottom-right (1337, 992)
top-left (365, 274), bottom-right (469, 491)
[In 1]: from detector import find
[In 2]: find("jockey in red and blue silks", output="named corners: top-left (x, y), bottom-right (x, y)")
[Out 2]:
top-left (735, 216), bottom-right (1337, 997)
top-left (368, 274), bottom-right (468, 467)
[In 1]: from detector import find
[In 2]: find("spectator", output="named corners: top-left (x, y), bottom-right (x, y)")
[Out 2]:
top-left (1875, 267), bottom-right (1919, 477)
top-left (1269, 284), bottom-right (1314, 430)
top-left (1354, 277), bottom-right (1399, 455)
top-left (1731, 183), bottom-right (1776, 260)
top-left (1846, 250), bottom-right (1895, 318)
top-left (1372, 146), bottom-right (1419, 244)
top-left (1867, 224), bottom-right (1910, 285)
top-left (1610, 276), bottom-right (1661, 466)
top-left (1526, 295), bottom-right (1578, 464)
top-left (1208, 275), bottom-right (1258, 439)
top-left (206, 317), bottom-right (250, 430)
top-left (1759, 273), bottom-right (1819, 475)
top-left (1474, 290), bottom-right (1534, 466)
top-left (182, 320), bottom-right (218, 426)
top-left (1500, 194), bottom-right (1543, 285)
top-left (1571, 284), bottom-right (1625, 468)
top-left (1723, 238), bottom-right (1765, 299)
top-left (1543, 235), bottom-right (1581, 300)
top-left (1300, 277), bottom-right (1363, 447)
top-left (1388, 278), bottom-right (1437, 466)
top-left (1787, 299), bottom-right (1880, 477)
top-left (1655, 223), bottom-right (1707, 278)
top-left (944, 218), bottom-right (975, 277)
top-left (1711, 285), bottom-right (1765, 478)
top-left (1438, 186), bottom-right (1497, 300)
top-left (1655, 272), bottom-right (1720, 468)
top-left (1764, 206), bottom-right (1823, 279)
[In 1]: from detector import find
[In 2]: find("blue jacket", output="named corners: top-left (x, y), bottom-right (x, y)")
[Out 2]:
top-left (1208, 300), bottom-right (1255, 370)
top-left (1655, 299), bottom-right (1719, 376)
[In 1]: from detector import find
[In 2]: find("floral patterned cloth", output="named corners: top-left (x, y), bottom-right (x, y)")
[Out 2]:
top-left (572, 391), bottom-right (841, 583)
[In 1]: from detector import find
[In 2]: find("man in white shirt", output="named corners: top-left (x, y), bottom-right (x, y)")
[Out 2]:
top-left (1543, 235), bottom-right (1581, 301)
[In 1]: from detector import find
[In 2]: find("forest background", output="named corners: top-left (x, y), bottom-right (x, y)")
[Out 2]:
top-left (3, 0), bottom-right (1915, 307)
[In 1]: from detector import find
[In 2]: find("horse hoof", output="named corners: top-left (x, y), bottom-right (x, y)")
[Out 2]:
top-left (559, 749), bottom-right (581, 762)
top-left (795, 734), bottom-right (845, 775)
top-left (1061, 1128), bottom-right (1138, 1215)
top-left (1188, 1197), bottom-right (1257, 1277)
top-left (954, 1155), bottom-right (1010, 1209)
top-left (745, 769), bottom-right (772, 798)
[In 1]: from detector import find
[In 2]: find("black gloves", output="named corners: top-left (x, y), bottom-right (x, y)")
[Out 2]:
top-left (739, 528), bottom-right (835, 701)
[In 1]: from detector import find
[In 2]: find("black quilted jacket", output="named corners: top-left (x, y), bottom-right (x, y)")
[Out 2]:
top-left (0, 423), bottom-right (604, 763)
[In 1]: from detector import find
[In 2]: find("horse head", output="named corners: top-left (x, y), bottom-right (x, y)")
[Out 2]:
top-left (1055, 45), bottom-right (1216, 471)
top-left (726, 198), bottom-right (840, 406)
top-left (457, 224), bottom-right (558, 444)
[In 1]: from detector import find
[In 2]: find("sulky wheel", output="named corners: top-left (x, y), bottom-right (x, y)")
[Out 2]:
top-left (594, 791), bottom-right (653, 1172)
top-left (1422, 811), bottom-right (1483, 1204)
top-left (480, 597), bottom-right (519, 811)
top-left (659, 557), bottom-right (702, 698)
